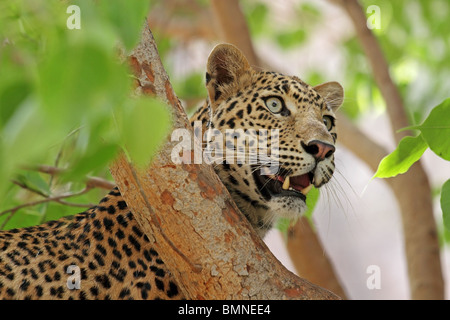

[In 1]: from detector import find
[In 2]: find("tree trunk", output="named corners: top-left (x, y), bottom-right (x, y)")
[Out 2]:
top-left (109, 22), bottom-right (339, 300)
top-left (286, 217), bottom-right (348, 299)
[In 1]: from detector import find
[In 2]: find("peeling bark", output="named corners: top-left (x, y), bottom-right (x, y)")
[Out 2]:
top-left (109, 23), bottom-right (339, 300)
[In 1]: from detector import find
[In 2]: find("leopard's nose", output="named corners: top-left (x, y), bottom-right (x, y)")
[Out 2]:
top-left (302, 140), bottom-right (335, 161)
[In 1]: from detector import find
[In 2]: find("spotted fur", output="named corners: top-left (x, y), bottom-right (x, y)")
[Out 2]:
top-left (192, 44), bottom-right (343, 237)
top-left (0, 44), bottom-right (343, 299)
top-left (0, 189), bottom-right (181, 300)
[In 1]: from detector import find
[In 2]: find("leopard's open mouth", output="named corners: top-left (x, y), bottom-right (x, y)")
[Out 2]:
top-left (252, 166), bottom-right (314, 201)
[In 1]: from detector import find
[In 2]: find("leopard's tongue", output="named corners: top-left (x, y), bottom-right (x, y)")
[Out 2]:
top-left (277, 174), bottom-right (312, 194)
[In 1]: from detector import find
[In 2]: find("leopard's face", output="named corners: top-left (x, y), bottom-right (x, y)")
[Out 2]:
top-left (192, 44), bottom-right (343, 237)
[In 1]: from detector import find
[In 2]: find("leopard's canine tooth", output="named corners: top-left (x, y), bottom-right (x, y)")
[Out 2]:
top-left (282, 176), bottom-right (290, 190)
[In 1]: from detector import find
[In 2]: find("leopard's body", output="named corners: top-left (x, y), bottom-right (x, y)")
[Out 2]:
top-left (0, 188), bottom-right (181, 299)
top-left (0, 44), bottom-right (343, 299)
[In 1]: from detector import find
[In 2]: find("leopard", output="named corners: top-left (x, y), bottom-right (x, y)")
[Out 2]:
top-left (0, 43), bottom-right (343, 300)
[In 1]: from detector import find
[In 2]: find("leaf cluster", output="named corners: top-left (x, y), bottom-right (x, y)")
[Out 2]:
top-left (374, 99), bottom-right (450, 239)
top-left (0, 0), bottom-right (170, 229)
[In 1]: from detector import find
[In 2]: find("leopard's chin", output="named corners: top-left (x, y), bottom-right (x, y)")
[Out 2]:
top-left (250, 196), bottom-right (307, 238)
top-left (268, 196), bottom-right (307, 220)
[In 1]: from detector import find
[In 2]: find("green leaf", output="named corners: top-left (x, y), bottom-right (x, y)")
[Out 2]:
top-left (38, 42), bottom-right (128, 125)
top-left (442, 179), bottom-right (450, 232)
top-left (245, 2), bottom-right (269, 36)
top-left (98, 0), bottom-right (151, 50)
top-left (40, 204), bottom-right (69, 223)
top-left (16, 171), bottom-right (50, 196)
top-left (119, 98), bottom-right (171, 167)
top-left (63, 142), bottom-right (118, 182)
top-left (3, 98), bottom-right (63, 169)
top-left (304, 186), bottom-right (320, 222)
top-left (0, 81), bottom-right (31, 126)
top-left (416, 98), bottom-right (450, 161)
top-left (0, 209), bottom-right (42, 230)
top-left (298, 3), bottom-right (321, 18)
top-left (276, 29), bottom-right (307, 49)
top-left (172, 72), bottom-right (206, 100)
top-left (374, 134), bottom-right (428, 179)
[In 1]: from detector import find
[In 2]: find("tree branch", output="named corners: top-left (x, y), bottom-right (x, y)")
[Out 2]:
top-left (148, 0), bottom-right (217, 41)
top-left (286, 217), bottom-right (348, 299)
top-left (210, 0), bottom-right (261, 68)
top-left (109, 22), bottom-right (339, 300)
top-left (330, 0), bottom-right (444, 299)
top-left (0, 186), bottom-right (93, 229)
top-left (0, 165), bottom-right (114, 229)
top-left (34, 165), bottom-right (116, 190)
top-left (10, 179), bottom-right (95, 209)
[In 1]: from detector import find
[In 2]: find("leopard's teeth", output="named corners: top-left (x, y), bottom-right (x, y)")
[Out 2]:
top-left (282, 176), bottom-right (290, 190)
top-left (301, 184), bottom-right (313, 196)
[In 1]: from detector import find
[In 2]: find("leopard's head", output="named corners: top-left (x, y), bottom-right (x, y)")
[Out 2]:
top-left (193, 44), bottom-right (343, 237)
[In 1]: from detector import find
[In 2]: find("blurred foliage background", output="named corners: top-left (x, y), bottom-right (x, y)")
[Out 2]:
top-left (0, 0), bottom-right (170, 229)
top-left (156, 0), bottom-right (450, 123)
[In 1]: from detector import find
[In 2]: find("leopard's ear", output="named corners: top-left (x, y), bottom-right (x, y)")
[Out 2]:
top-left (313, 81), bottom-right (344, 112)
top-left (206, 43), bottom-right (251, 105)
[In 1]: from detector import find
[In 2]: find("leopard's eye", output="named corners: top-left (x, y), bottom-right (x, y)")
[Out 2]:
top-left (264, 97), bottom-right (283, 114)
top-left (323, 115), bottom-right (334, 131)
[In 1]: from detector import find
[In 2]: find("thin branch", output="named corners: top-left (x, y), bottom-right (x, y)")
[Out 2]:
top-left (7, 166), bottom-right (110, 226)
top-left (49, 134), bottom-right (64, 190)
top-left (5, 165), bottom-right (111, 224)
top-left (0, 211), bottom-right (17, 230)
top-left (34, 165), bottom-right (116, 190)
top-left (287, 217), bottom-right (348, 299)
top-left (11, 179), bottom-right (49, 198)
top-left (148, 2), bottom-right (217, 41)
top-left (210, 0), bottom-right (261, 67)
top-left (0, 186), bottom-right (92, 218)
top-left (11, 179), bottom-right (95, 209)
